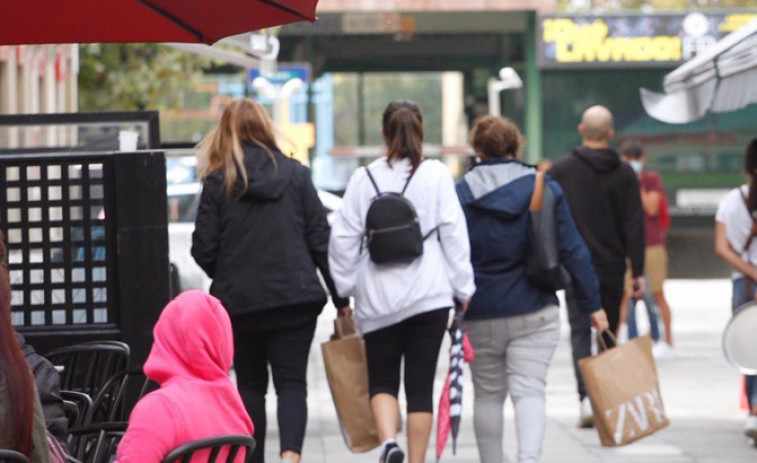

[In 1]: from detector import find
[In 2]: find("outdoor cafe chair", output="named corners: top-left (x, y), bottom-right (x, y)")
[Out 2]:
top-left (0, 449), bottom-right (29, 463)
top-left (63, 400), bottom-right (80, 432)
top-left (46, 341), bottom-right (130, 398)
top-left (162, 435), bottom-right (256, 463)
top-left (67, 422), bottom-right (127, 463)
top-left (87, 367), bottom-right (158, 424)
top-left (61, 391), bottom-right (93, 430)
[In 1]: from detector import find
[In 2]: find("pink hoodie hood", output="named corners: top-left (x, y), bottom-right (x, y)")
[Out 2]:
top-left (144, 290), bottom-right (234, 384)
top-left (116, 291), bottom-right (253, 463)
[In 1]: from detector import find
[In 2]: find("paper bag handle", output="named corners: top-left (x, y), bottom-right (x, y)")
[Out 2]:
top-left (596, 330), bottom-right (617, 352)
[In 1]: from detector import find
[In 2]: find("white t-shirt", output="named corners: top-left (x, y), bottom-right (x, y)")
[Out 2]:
top-left (715, 185), bottom-right (757, 278)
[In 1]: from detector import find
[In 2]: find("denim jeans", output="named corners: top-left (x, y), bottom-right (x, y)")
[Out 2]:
top-left (627, 278), bottom-right (660, 342)
top-left (731, 277), bottom-right (757, 412)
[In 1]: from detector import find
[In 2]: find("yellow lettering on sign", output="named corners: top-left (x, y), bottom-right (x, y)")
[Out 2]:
top-left (719, 14), bottom-right (757, 33)
top-left (545, 18), bottom-right (682, 64)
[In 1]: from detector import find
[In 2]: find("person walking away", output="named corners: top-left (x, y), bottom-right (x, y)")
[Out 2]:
top-left (116, 291), bottom-right (254, 462)
top-left (328, 100), bottom-right (475, 463)
top-left (458, 116), bottom-right (609, 463)
top-left (0, 233), bottom-right (51, 463)
top-left (548, 105), bottom-right (645, 428)
top-left (620, 141), bottom-right (674, 357)
top-left (714, 138), bottom-right (757, 445)
top-left (192, 98), bottom-right (350, 463)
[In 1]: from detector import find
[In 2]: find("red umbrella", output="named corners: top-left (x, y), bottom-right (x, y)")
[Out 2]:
top-left (0, 0), bottom-right (317, 45)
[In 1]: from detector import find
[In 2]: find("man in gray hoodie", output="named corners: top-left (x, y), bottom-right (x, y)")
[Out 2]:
top-left (549, 105), bottom-right (646, 428)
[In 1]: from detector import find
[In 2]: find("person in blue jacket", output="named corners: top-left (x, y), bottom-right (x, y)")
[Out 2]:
top-left (456, 116), bottom-right (609, 463)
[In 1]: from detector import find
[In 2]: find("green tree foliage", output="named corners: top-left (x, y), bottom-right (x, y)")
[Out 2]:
top-left (78, 44), bottom-right (210, 111)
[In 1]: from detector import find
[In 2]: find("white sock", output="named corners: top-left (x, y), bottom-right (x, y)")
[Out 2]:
top-left (382, 438), bottom-right (396, 450)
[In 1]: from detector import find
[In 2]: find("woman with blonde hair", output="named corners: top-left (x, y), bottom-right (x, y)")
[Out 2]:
top-left (192, 98), bottom-right (349, 463)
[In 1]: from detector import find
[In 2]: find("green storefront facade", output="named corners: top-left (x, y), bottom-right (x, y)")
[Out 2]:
top-left (537, 10), bottom-right (757, 203)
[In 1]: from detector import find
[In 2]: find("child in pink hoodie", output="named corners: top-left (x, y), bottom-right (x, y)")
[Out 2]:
top-left (116, 290), bottom-right (254, 463)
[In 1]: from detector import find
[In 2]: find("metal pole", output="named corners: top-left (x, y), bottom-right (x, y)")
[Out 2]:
top-left (357, 72), bottom-right (365, 146)
top-left (524, 11), bottom-right (543, 164)
top-left (487, 78), bottom-right (503, 118)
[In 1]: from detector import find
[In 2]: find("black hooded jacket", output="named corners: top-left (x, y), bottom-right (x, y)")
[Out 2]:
top-left (549, 146), bottom-right (645, 277)
top-left (191, 143), bottom-right (349, 318)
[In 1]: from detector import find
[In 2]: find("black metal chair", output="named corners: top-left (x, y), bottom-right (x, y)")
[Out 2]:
top-left (162, 436), bottom-right (256, 463)
top-left (46, 341), bottom-right (130, 398)
top-left (87, 367), bottom-right (158, 424)
top-left (60, 391), bottom-right (94, 430)
top-left (63, 400), bottom-right (80, 430)
top-left (67, 422), bottom-right (127, 463)
top-left (0, 449), bottom-right (29, 463)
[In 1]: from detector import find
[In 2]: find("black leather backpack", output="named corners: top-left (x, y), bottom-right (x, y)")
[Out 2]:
top-left (363, 165), bottom-right (435, 265)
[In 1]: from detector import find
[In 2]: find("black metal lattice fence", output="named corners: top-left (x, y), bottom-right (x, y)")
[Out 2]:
top-left (2, 155), bottom-right (117, 330)
top-left (0, 150), bottom-right (169, 364)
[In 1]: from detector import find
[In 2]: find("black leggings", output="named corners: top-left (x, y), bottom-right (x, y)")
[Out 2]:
top-left (363, 308), bottom-right (449, 413)
top-left (232, 311), bottom-right (318, 463)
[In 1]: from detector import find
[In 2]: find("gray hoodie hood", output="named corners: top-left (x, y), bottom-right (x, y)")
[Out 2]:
top-left (458, 159), bottom-right (537, 219)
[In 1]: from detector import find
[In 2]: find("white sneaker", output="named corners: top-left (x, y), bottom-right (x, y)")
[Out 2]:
top-left (578, 397), bottom-right (594, 428)
top-left (745, 415), bottom-right (757, 444)
top-left (653, 342), bottom-right (674, 360)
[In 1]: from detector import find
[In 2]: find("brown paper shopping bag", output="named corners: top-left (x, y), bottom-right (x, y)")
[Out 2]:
top-left (578, 334), bottom-right (669, 446)
top-left (321, 315), bottom-right (380, 453)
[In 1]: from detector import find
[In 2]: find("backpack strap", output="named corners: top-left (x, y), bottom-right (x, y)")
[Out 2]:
top-left (364, 167), bottom-right (382, 196)
top-left (423, 228), bottom-right (438, 241)
top-left (400, 158), bottom-right (427, 195)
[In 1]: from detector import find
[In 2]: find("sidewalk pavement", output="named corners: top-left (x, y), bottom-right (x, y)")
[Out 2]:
top-left (259, 279), bottom-right (757, 462)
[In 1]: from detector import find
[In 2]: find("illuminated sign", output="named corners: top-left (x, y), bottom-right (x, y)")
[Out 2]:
top-left (539, 12), bottom-right (757, 69)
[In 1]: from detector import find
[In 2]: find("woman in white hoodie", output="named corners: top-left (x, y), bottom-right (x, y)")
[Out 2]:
top-left (329, 100), bottom-right (475, 463)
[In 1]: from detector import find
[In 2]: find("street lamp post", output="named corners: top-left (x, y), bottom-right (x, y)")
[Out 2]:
top-left (487, 67), bottom-right (523, 117)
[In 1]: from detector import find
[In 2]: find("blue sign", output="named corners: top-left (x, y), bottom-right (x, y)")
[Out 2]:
top-left (249, 62), bottom-right (311, 85)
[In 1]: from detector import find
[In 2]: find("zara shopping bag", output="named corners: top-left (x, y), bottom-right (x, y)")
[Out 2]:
top-left (579, 334), bottom-right (669, 446)
top-left (321, 314), bottom-right (381, 452)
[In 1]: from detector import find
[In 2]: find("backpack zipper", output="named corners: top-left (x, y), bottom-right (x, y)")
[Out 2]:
top-left (366, 222), bottom-right (418, 240)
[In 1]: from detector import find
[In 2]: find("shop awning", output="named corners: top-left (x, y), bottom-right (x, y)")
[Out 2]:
top-left (640, 17), bottom-right (757, 124)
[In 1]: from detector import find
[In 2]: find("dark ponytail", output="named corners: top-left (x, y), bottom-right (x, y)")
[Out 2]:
top-left (746, 138), bottom-right (757, 211)
top-left (382, 100), bottom-right (423, 173)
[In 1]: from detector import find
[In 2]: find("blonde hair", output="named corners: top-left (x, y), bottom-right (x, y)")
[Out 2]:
top-left (197, 98), bottom-right (280, 198)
